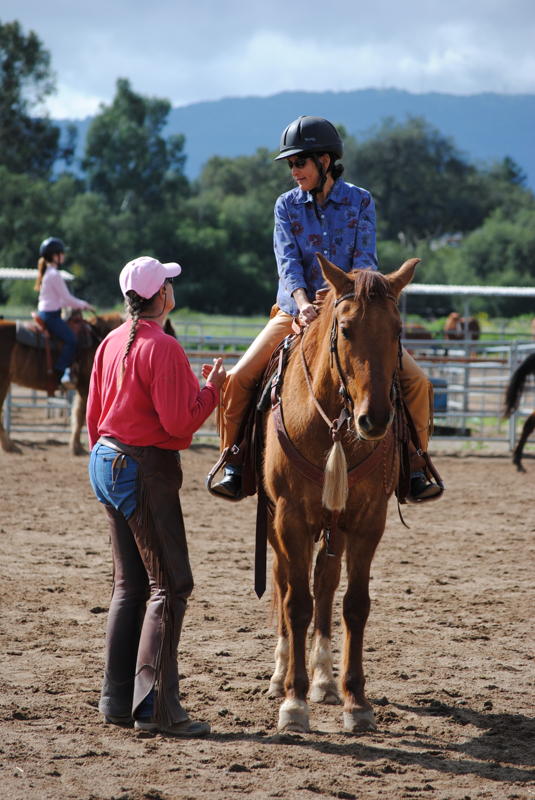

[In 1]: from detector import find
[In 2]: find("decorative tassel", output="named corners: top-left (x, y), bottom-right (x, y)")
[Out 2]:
top-left (322, 439), bottom-right (348, 511)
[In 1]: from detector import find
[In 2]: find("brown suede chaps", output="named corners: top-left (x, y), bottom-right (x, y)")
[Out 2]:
top-left (98, 439), bottom-right (193, 726)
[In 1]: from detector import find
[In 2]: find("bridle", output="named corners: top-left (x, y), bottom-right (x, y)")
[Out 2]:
top-left (299, 290), bottom-right (402, 443)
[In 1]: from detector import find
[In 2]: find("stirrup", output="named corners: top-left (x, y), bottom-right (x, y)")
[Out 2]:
top-left (407, 472), bottom-right (443, 503)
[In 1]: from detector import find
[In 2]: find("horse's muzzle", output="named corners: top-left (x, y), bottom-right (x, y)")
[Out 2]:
top-left (354, 408), bottom-right (394, 441)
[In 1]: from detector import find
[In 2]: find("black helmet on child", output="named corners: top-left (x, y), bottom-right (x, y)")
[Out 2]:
top-left (274, 116), bottom-right (343, 161)
top-left (39, 237), bottom-right (65, 259)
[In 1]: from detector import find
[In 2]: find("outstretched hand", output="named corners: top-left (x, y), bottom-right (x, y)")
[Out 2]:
top-left (202, 357), bottom-right (226, 389)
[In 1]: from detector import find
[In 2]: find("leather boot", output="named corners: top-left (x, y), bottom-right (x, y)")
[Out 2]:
top-left (211, 465), bottom-right (243, 499)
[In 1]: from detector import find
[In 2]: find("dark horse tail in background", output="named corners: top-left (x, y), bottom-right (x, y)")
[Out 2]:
top-left (263, 253), bottom-right (420, 734)
top-left (504, 352), bottom-right (535, 472)
top-left (0, 313), bottom-right (123, 454)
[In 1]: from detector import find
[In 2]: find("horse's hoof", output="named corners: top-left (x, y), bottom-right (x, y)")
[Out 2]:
top-left (278, 698), bottom-right (310, 733)
top-left (2, 440), bottom-right (21, 454)
top-left (309, 683), bottom-right (341, 705)
top-left (267, 680), bottom-right (285, 699)
top-left (343, 709), bottom-right (377, 733)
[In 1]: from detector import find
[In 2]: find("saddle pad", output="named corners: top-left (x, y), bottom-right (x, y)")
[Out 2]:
top-left (15, 321), bottom-right (55, 350)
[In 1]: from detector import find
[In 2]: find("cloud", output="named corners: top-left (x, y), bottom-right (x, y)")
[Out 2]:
top-left (2, 0), bottom-right (535, 118)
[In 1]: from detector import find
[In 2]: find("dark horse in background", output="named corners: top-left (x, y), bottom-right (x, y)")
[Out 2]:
top-left (504, 352), bottom-right (535, 472)
top-left (262, 254), bottom-right (419, 733)
top-left (0, 312), bottom-right (123, 454)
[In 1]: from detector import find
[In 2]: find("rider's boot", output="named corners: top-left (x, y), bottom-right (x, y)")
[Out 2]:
top-left (407, 450), bottom-right (442, 503)
top-left (211, 465), bottom-right (243, 499)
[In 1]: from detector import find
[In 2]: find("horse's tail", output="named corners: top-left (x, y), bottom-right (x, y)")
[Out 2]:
top-left (504, 352), bottom-right (535, 417)
top-left (322, 440), bottom-right (348, 511)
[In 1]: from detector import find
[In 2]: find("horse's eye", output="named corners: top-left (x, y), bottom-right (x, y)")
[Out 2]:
top-left (341, 327), bottom-right (350, 340)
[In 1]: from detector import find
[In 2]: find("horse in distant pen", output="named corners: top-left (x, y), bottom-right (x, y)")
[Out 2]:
top-left (0, 312), bottom-right (123, 454)
top-left (402, 323), bottom-right (433, 341)
top-left (262, 254), bottom-right (420, 734)
top-left (444, 312), bottom-right (480, 340)
top-left (503, 352), bottom-right (535, 472)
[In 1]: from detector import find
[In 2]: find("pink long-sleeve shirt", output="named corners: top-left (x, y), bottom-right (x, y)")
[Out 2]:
top-left (37, 265), bottom-right (91, 312)
top-left (86, 319), bottom-right (219, 450)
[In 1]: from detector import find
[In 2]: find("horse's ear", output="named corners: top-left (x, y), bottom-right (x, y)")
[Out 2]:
top-left (316, 253), bottom-right (352, 295)
top-left (387, 258), bottom-right (420, 298)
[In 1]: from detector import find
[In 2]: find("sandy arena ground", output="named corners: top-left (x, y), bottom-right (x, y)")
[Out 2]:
top-left (0, 438), bottom-right (534, 800)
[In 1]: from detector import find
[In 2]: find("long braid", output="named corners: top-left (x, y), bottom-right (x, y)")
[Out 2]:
top-left (34, 257), bottom-right (49, 292)
top-left (119, 291), bottom-right (152, 387)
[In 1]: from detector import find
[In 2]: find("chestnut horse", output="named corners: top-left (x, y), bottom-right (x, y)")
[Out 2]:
top-left (263, 254), bottom-right (419, 734)
top-left (0, 313), bottom-right (123, 454)
top-left (504, 352), bottom-right (535, 472)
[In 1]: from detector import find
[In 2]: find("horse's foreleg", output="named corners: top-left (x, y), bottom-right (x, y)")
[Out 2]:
top-left (70, 391), bottom-right (87, 455)
top-left (309, 537), bottom-right (343, 705)
top-left (278, 572), bottom-right (313, 733)
top-left (268, 548), bottom-right (289, 699)
top-left (0, 415), bottom-right (17, 452)
top-left (276, 503), bottom-right (314, 733)
top-left (340, 525), bottom-right (385, 733)
top-left (0, 381), bottom-right (18, 453)
top-left (513, 412), bottom-right (535, 472)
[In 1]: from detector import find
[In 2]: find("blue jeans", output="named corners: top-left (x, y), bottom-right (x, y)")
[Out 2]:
top-left (39, 310), bottom-right (76, 373)
top-left (89, 444), bottom-right (138, 520)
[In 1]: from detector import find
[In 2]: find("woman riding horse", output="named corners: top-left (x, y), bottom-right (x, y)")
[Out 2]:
top-left (34, 237), bottom-right (94, 389)
top-left (211, 115), bottom-right (441, 503)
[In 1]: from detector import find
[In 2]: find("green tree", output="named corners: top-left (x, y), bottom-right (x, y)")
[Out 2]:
top-left (0, 20), bottom-right (68, 177)
top-left (0, 166), bottom-right (53, 268)
top-left (345, 117), bottom-right (490, 244)
top-left (83, 78), bottom-right (188, 212)
top-left (183, 148), bottom-right (292, 312)
top-left (0, 167), bottom-right (88, 305)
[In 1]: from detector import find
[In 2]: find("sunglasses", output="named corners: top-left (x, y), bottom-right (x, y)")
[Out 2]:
top-left (287, 156), bottom-right (310, 170)
top-left (164, 277), bottom-right (174, 285)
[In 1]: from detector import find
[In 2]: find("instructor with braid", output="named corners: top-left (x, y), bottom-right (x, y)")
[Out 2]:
top-left (87, 255), bottom-right (225, 736)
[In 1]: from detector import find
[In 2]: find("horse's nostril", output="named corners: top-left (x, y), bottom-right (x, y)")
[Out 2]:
top-left (357, 414), bottom-right (372, 432)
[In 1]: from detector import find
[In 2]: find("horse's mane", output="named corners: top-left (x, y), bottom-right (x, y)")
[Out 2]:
top-left (311, 270), bottom-right (392, 340)
top-left (322, 269), bottom-right (391, 310)
top-left (350, 269), bottom-right (391, 305)
top-left (88, 312), bottom-right (124, 340)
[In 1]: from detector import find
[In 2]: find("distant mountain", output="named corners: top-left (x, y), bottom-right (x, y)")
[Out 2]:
top-left (57, 88), bottom-right (535, 189)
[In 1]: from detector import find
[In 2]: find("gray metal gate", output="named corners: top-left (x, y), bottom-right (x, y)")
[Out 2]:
top-left (3, 339), bottom-right (535, 451)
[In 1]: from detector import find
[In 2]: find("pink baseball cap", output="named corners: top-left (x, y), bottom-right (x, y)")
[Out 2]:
top-left (119, 256), bottom-right (182, 299)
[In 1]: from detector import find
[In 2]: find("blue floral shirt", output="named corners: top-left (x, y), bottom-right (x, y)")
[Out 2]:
top-left (273, 179), bottom-right (378, 316)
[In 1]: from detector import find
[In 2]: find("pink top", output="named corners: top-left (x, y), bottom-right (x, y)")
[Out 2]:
top-left (86, 319), bottom-right (219, 450)
top-left (37, 265), bottom-right (90, 312)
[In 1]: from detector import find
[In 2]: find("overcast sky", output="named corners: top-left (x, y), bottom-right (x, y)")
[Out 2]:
top-left (4, 0), bottom-right (535, 118)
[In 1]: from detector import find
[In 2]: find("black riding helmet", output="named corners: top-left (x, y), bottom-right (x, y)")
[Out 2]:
top-left (39, 237), bottom-right (65, 260)
top-left (275, 117), bottom-right (344, 217)
top-left (274, 116), bottom-right (343, 161)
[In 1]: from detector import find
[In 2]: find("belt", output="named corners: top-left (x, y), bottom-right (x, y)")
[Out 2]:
top-left (97, 436), bottom-right (180, 463)
top-left (98, 435), bottom-right (130, 453)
